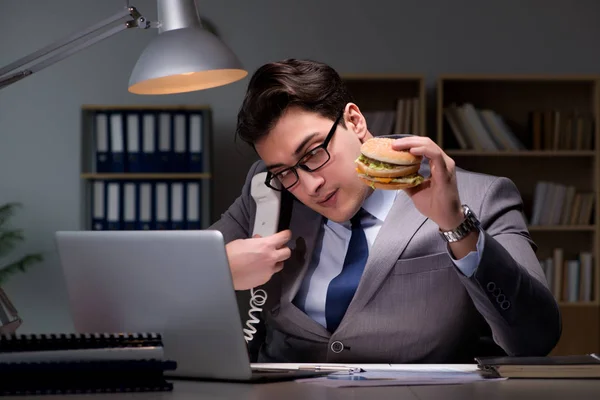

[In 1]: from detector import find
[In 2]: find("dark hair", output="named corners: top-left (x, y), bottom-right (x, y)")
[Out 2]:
top-left (236, 59), bottom-right (354, 146)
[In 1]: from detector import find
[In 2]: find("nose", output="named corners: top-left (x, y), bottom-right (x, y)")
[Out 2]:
top-left (297, 168), bottom-right (324, 195)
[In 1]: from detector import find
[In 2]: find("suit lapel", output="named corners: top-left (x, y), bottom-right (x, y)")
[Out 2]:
top-left (342, 190), bottom-right (428, 321)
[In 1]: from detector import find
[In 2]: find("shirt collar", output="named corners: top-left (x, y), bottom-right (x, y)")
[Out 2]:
top-left (362, 188), bottom-right (399, 222)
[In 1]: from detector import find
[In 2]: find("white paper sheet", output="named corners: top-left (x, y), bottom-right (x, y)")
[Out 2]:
top-left (251, 363), bottom-right (480, 373)
top-left (295, 370), bottom-right (503, 388)
top-left (251, 363), bottom-right (503, 387)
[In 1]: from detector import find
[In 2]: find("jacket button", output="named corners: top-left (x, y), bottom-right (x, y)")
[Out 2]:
top-left (497, 294), bottom-right (506, 303)
top-left (500, 300), bottom-right (511, 310)
top-left (486, 282), bottom-right (496, 292)
top-left (331, 341), bottom-right (344, 353)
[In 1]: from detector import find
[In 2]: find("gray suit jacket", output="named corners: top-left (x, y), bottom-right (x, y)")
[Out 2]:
top-left (209, 151), bottom-right (561, 363)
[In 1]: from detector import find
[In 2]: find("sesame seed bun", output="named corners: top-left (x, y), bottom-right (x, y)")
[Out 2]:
top-left (360, 138), bottom-right (422, 165)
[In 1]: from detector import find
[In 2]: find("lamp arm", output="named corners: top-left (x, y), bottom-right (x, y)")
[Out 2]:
top-left (0, 6), bottom-right (154, 91)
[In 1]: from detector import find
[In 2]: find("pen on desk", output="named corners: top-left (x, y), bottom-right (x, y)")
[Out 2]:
top-left (298, 365), bottom-right (363, 374)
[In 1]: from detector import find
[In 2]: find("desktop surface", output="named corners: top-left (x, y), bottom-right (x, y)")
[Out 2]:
top-left (3, 377), bottom-right (599, 399)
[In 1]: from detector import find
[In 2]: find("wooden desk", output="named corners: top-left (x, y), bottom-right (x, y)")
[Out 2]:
top-left (6, 379), bottom-right (600, 399)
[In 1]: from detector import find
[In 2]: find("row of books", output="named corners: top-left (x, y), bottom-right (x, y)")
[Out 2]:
top-left (529, 181), bottom-right (594, 226)
top-left (92, 110), bottom-right (207, 174)
top-left (444, 103), bottom-right (526, 151)
top-left (539, 249), bottom-right (594, 303)
top-left (0, 333), bottom-right (176, 395)
top-left (91, 180), bottom-right (205, 231)
top-left (363, 96), bottom-right (421, 137)
top-left (530, 109), bottom-right (594, 151)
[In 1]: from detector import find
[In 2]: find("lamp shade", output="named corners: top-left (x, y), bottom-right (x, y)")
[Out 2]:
top-left (128, 26), bottom-right (247, 95)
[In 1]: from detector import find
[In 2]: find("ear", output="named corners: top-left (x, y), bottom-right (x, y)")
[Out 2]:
top-left (344, 103), bottom-right (372, 143)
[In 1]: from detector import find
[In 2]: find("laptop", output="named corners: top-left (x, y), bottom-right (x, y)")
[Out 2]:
top-left (54, 230), bottom-right (328, 382)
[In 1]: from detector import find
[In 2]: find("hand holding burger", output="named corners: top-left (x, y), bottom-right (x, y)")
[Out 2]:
top-left (355, 138), bottom-right (425, 190)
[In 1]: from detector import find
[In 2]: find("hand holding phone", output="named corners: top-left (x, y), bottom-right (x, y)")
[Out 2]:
top-left (225, 230), bottom-right (292, 291)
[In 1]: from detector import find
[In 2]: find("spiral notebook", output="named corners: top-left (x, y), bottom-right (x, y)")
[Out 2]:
top-left (0, 332), bottom-right (176, 395)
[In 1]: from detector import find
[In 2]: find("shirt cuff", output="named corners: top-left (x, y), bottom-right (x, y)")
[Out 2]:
top-left (447, 227), bottom-right (485, 277)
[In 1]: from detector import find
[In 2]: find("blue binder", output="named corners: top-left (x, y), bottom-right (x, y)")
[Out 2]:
top-left (157, 113), bottom-right (172, 173)
top-left (140, 113), bottom-right (158, 173)
top-left (105, 181), bottom-right (122, 230)
top-left (108, 112), bottom-right (126, 173)
top-left (137, 182), bottom-right (154, 230)
top-left (172, 113), bottom-right (189, 172)
top-left (185, 181), bottom-right (202, 229)
top-left (122, 182), bottom-right (137, 230)
top-left (93, 112), bottom-right (110, 173)
top-left (188, 112), bottom-right (203, 172)
top-left (125, 112), bottom-right (143, 173)
top-left (154, 182), bottom-right (170, 230)
top-left (91, 180), bottom-right (107, 230)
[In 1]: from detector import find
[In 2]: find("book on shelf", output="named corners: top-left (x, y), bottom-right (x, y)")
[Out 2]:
top-left (362, 96), bottom-right (421, 137)
top-left (529, 181), bottom-right (594, 226)
top-left (530, 109), bottom-right (595, 151)
top-left (539, 249), bottom-right (594, 303)
top-left (475, 353), bottom-right (600, 379)
top-left (0, 332), bottom-right (177, 395)
top-left (443, 102), bottom-right (525, 151)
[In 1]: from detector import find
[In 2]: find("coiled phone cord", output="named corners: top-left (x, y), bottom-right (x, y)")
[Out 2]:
top-left (243, 288), bottom-right (267, 343)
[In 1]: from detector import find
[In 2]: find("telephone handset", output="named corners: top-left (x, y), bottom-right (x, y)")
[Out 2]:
top-left (244, 172), bottom-right (282, 343)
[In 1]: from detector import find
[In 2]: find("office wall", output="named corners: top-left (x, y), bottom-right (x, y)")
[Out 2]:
top-left (1, 0), bottom-right (599, 333)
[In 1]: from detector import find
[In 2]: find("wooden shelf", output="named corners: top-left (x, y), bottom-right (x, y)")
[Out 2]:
top-left (437, 74), bottom-right (600, 356)
top-left (528, 225), bottom-right (595, 232)
top-left (81, 104), bottom-right (211, 111)
top-left (558, 302), bottom-right (600, 307)
top-left (438, 73), bottom-right (600, 82)
top-left (81, 173), bottom-right (212, 180)
top-left (447, 150), bottom-right (595, 157)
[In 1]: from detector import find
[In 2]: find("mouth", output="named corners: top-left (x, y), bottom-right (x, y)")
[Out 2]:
top-left (317, 190), bottom-right (338, 206)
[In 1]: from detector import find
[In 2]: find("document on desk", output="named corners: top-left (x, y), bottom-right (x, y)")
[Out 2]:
top-left (251, 363), bottom-right (482, 373)
top-left (251, 364), bottom-right (504, 388)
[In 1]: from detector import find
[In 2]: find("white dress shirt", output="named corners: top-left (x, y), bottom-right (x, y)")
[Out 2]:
top-left (293, 189), bottom-right (485, 329)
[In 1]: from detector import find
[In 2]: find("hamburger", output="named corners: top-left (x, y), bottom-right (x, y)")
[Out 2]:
top-left (355, 138), bottom-right (425, 190)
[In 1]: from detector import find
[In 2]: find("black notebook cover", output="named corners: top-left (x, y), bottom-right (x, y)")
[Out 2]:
top-left (476, 353), bottom-right (600, 366)
top-left (0, 332), bottom-right (163, 352)
top-left (0, 333), bottom-right (176, 396)
top-left (0, 359), bottom-right (177, 396)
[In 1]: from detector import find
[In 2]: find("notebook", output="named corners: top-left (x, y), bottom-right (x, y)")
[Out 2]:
top-left (0, 332), bottom-right (176, 395)
top-left (475, 353), bottom-right (600, 378)
top-left (55, 230), bottom-right (331, 382)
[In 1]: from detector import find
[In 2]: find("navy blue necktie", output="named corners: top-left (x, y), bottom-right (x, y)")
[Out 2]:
top-left (325, 210), bottom-right (369, 333)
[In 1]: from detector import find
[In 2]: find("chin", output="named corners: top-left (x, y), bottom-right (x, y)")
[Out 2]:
top-left (319, 197), bottom-right (365, 223)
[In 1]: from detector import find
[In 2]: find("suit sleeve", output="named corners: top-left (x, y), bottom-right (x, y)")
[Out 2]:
top-left (455, 176), bottom-right (561, 356)
top-left (207, 160), bottom-right (266, 243)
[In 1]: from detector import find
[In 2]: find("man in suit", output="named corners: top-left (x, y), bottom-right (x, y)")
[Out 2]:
top-left (209, 59), bottom-right (561, 363)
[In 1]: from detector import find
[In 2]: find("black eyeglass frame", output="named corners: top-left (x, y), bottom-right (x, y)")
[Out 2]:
top-left (264, 110), bottom-right (344, 191)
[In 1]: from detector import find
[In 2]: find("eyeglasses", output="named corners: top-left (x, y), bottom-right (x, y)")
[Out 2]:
top-left (265, 110), bottom-right (344, 191)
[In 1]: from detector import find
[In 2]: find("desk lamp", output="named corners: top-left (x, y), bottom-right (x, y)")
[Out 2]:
top-left (0, 0), bottom-right (248, 94)
top-left (0, 0), bottom-right (247, 333)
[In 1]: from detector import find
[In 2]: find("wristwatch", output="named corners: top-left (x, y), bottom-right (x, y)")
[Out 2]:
top-left (439, 204), bottom-right (481, 243)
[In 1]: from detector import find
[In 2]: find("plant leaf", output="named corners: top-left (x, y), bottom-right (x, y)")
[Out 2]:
top-left (0, 203), bottom-right (21, 228)
top-left (0, 230), bottom-right (25, 259)
top-left (0, 254), bottom-right (44, 286)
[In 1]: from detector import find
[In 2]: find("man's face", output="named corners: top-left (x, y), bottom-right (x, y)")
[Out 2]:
top-left (255, 105), bottom-right (373, 223)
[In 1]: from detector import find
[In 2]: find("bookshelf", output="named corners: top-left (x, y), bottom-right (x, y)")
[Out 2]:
top-left (80, 104), bottom-right (213, 232)
top-left (436, 75), bottom-right (600, 356)
top-left (342, 74), bottom-right (426, 136)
